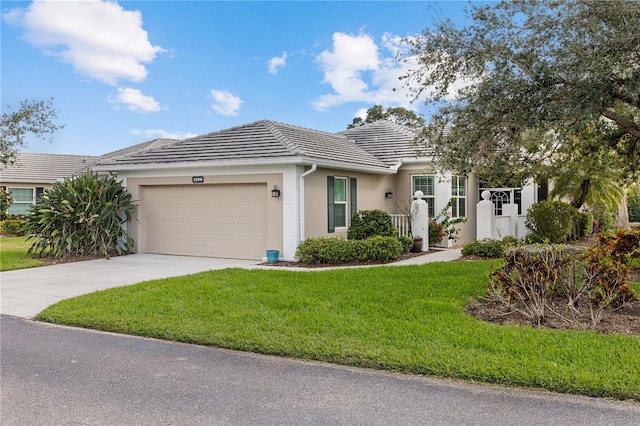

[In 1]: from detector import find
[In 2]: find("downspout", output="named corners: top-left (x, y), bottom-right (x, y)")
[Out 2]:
top-left (298, 164), bottom-right (317, 243)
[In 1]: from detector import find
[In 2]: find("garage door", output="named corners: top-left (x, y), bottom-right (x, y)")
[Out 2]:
top-left (143, 183), bottom-right (268, 260)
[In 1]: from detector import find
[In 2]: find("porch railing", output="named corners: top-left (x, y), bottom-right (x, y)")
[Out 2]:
top-left (390, 214), bottom-right (411, 237)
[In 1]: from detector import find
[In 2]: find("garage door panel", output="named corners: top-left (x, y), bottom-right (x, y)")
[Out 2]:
top-left (143, 184), bottom-right (268, 260)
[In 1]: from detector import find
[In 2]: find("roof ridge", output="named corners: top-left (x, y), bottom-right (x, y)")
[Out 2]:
top-left (182, 119), bottom-right (272, 142)
top-left (263, 121), bottom-right (305, 156)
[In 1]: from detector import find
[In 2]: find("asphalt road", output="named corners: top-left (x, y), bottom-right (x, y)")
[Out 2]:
top-left (2, 315), bottom-right (639, 425)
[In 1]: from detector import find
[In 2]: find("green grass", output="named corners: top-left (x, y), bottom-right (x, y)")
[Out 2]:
top-left (0, 237), bottom-right (44, 271)
top-left (37, 261), bottom-right (640, 401)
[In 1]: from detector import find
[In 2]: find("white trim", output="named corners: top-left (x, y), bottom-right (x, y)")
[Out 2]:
top-left (93, 156), bottom-right (395, 175)
top-left (298, 164), bottom-right (317, 244)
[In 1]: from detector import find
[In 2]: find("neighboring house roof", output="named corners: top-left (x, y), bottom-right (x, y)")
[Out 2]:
top-left (0, 152), bottom-right (98, 184)
top-left (97, 138), bottom-right (178, 162)
top-left (95, 120), bottom-right (388, 170)
top-left (339, 120), bottom-right (431, 166)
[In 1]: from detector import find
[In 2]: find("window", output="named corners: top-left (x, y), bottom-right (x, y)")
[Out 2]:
top-left (451, 176), bottom-right (466, 218)
top-left (7, 187), bottom-right (34, 216)
top-left (327, 176), bottom-right (357, 232)
top-left (334, 177), bottom-right (347, 228)
top-left (411, 175), bottom-right (435, 218)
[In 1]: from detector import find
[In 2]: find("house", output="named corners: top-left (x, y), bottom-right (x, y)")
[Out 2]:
top-left (90, 119), bottom-right (542, 260)
top-left (0, 152), bottom-right (98, 215)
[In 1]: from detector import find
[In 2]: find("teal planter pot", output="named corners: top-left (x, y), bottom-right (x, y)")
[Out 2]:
top-left (266, 250), bottom-right (280, 263)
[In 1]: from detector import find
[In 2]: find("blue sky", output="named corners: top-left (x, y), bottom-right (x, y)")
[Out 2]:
top-left (2, 1), bottom-right (472, 156)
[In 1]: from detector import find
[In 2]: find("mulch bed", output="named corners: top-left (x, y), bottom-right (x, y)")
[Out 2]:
top-left (465, 234), bottom-right (640, 337)
top-left (467, 298), bottom-right (640, 337)
top-left (260, 249), bottom-right (442, 268)
top-left (37, 253), bottom-right (113, 266)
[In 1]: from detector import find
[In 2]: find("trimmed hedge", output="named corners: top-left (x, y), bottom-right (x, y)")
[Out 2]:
top-left (348, 209), bottom-right (396, 240)
top-left (526, 200), bottom-right (577, 243)
top-left (461, 238), bottom-right (516, 258)
top-left (296, 236), bottom-right (403, 264)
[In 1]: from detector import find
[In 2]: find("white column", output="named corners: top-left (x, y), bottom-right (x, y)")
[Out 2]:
top-left (410, 191), bottom-right (429, 251)
top-left (477, 190), bottom-right (495, 240)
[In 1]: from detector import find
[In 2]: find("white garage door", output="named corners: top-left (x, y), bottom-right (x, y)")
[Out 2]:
top-left (143, 183), bottom-right (268, 260)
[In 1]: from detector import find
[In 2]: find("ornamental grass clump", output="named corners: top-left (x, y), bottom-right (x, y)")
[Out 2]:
top-left (23, 171), bottom-right (135, 259)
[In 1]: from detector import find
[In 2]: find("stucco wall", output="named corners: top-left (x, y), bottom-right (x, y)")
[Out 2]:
top-left (303, 167), bottom-right (396, 239)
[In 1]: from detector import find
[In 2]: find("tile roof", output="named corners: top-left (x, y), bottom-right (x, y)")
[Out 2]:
top-left (339, 120), bottom-right (432, 165)
top-left (96, 120), bottom-right (388, 169)
top-left (98, 138), bottom-right (178, 162)
top-left (0, 152), bottom-right (98, 184)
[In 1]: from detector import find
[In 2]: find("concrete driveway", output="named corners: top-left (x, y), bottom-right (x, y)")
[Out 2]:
top-left (0, 249), bottom-right (462, 319)
top-left (0, 254), bottom-right (258, 318)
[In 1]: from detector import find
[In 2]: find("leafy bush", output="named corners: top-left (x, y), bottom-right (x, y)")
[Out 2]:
top-left (23, 172), bottom-right (135, 258)
top-left (461, 238), bottom-right (517, 258)
top-left (628, 188), bottom-right (640, 222)
top-left (588, 202), bottom-right (616, 233)
top-left (397, 235), bottom-right (414, 253)
top-left (348, 209), bottom-right (395, 240)
top-left (487, 239), bottom-right (638, 327)
top-left (577, 211), bottom-right (594, 238)
top-left (295, 236), bottom-right (402, 264)
top-left (0, 219), bottom-right (25, 236)
top-left (525, 200), bottom-right (577, 243)
top-left (428, 220), bottom-right (445, 245)
top-left (488, 245), bottom-right (587, 325)
top-left (0, 188), bottom-right (13, 220)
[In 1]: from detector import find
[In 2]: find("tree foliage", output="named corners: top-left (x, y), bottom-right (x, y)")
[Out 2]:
top-left (1, 98), bottom-right (64, 165)
top-left (348, 105), bottom-right (425, 129)
top-left (400, 0), bottom-right (640, 186)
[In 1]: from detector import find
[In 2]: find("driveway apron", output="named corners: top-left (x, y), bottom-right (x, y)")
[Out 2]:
top-left (0, 254), bottom-right (258, 318)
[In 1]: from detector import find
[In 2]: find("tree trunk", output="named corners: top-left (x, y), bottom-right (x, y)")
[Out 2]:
top-left (615, 193), bottom-right (630, 229)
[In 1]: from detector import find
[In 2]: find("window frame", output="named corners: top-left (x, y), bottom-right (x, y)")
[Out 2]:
top-left (327, 176), bottom-right (357, 233)
top-left (333, 176), bottom-right (348, 229)
top-left (411, 175), bottom-right (436, 218)
top-left (450, 176), bottom-right (467, 218)
top-left (7, 187), bottom-right (35, 216)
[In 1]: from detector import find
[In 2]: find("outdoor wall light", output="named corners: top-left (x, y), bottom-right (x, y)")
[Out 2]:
top-left (385, 188), bottom-right (394, 199)
top-left (271, 185), bottom-right (281, 198)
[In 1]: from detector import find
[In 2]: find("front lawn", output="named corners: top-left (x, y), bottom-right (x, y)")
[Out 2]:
top-left (0, 237), bottom-right (44, 271)
top-left (36, 261), bottom-right (640, 400)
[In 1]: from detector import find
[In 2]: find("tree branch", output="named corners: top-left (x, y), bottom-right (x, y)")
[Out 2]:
top-left (611, 90), bottom-right (640, 110)
top-left (603, 109), bottom-right (640, 139)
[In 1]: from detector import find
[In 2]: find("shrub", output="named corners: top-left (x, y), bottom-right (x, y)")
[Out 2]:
top-left (588, 202), bottom-right (616, 233)
top-left (23, 172), bottom-right (135, 258)
top-left (488, 245), bottom-right (586, 325)
top-left (0, 188), bottom-right (13, 220)
top-left (0, 219), bottom-right (25, 236)
top-left (428, 220), bottom-right (445, 245)
top-left (461, 238), bottom-right (513, 258)
top-left (348, 209), bottom-right (395, 240)
top-left (295, 236), bottom-right (402, 264)
top-left (629, 189), bottom-right (640, 222)
top-left (577, 211), bottom-right (594, 238)
top-left (525, 200), bottom-right (577, 243)
top-left (397, 235), bottom-right (414, 253)
top-left (487, 239), bottom-right (638, 327)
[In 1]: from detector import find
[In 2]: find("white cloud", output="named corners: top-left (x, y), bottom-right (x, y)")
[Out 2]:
top-left (312, 32), bottom-right (429, 111)
top-left (210, 89), bottom-right (243, 116)
top-left (4, 0), bottom-right (164, 85)
top-left (354, 108), bottom-right (368, 120)
top-left (132, 129), bottom-right (198, 140)
top-left (109, 87), bottom-right (160, 113)
top-left (268, 51), bottom-right (288, 74)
